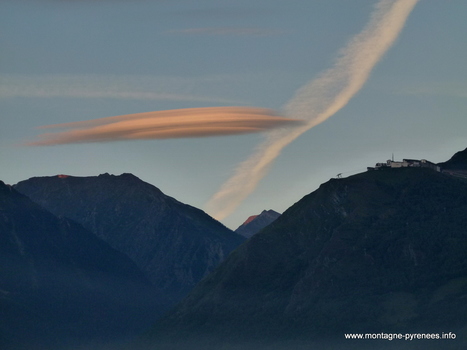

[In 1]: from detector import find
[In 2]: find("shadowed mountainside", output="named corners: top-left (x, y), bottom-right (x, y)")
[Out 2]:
top-left (144, 164), bottom-right (467, 349)
top-left (0, 181), bottom-right (165, 350)
top-left (14, 173), bottom-right (245, 303)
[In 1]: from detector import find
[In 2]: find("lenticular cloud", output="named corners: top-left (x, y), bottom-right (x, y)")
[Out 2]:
top-left (27, 107), bottom-right (303, 146)
top-left (206, 0), bottom-right (420, 221)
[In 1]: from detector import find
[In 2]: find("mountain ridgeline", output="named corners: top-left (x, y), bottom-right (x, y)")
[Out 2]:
top-left (145, 151), bottom-right (467, 349)
top-left (14, 173), bottom-right (245, 302)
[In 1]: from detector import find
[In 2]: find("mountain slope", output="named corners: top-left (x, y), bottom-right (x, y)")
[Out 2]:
top-left (438, 147), bottom-right (467, 177)
top-left (235, 209), bottom-right (281, 238)
top-left (145, 166), bottom-right (467, 349)
top-left (14, 173), bottom-right (245, 301)
top-left (0, 181), bottom-right (164, 350)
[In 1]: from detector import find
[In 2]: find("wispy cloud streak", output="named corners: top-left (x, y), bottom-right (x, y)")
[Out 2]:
top-left (206, 0), bottom-right (419, 220)
top-left (167, 27), bottom-right (286, 37)
top-left (0, 74), bottom-right (240, 104)
top-left (27, 107), bottom-right (303, 146)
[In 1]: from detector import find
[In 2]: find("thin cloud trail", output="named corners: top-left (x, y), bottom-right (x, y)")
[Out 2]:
top-left (206, 0), bottom-right (419, 221)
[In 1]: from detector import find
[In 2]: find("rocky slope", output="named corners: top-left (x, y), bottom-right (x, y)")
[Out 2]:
top-left (145, 163), bottom-right (467, 349)
top-left (0, 181), bottom-right (164, 350)
top-left (14, 173), bottom-right (245, 301)
top-left (235, 209), bottom-right (281, 238)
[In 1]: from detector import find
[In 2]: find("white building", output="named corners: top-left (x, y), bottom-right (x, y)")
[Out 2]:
top-left (369, 158), bottom-right (440, 172)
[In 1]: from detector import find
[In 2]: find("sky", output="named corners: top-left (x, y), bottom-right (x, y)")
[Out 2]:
top-left (1, 0), bottom-right (467, 229)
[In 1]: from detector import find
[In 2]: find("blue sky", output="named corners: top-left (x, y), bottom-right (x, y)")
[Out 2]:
top-left (2, 0), bottom-right (467, 229)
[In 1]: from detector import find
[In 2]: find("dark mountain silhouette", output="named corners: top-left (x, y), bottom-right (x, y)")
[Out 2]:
top-left (438, 147), bottom-right (467, 179)
top-left (14, 173), bottom-right (245, 302)
top-left (145, 154), bottom-right (467, 349)
top-left (235, 209), bottom-right (281, 238)
top-left (0, 181), bottom-right (165, 350)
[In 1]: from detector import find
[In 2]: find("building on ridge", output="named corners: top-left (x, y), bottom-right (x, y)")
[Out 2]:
top-left (367, 158), bottom-right (440, 172)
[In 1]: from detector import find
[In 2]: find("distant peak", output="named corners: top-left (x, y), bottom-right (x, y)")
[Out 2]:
top-left (243, 215), bottom-right (259, 226)
top-left (235, 210), bottom-right (281, 238)
top-left (241, 210), bottom-right (281, 227)
top-left (261, 209), bottom-right (281, 216)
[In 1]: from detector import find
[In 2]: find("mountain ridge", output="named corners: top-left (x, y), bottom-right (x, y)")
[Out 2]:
top-left (144, 157), bottom-right (467, 349)
top-left (14, 173), bottom-right (245, 302)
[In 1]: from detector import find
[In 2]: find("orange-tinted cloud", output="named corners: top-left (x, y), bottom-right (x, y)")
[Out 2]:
top-left (28, 107), bottom-right (303, 146)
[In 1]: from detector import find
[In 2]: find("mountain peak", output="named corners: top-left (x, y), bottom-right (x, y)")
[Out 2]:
top-left (235, 209), bottom-right (281, 238)
top-left (242, 215), bottom-right (259, 226)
